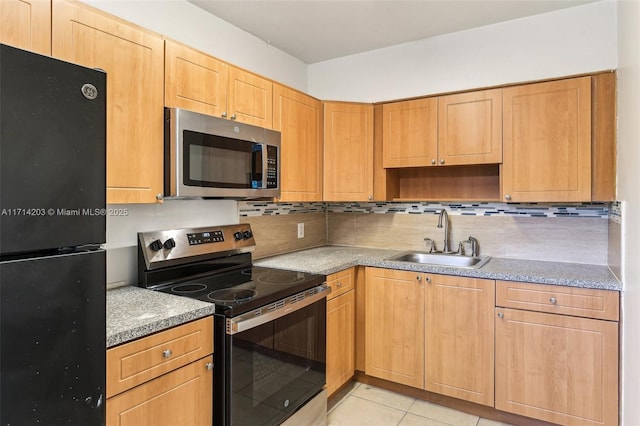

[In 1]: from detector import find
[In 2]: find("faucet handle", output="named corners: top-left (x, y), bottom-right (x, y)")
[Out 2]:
top-left (424, 237), bottom-right (436, 253)
top-left (464, 236), bottom-right (479, 256)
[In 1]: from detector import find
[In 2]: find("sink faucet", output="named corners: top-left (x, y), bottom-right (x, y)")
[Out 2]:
top-left (437, 209), bottom-right (451, 253)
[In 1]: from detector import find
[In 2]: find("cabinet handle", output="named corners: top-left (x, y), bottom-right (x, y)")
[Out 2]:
top-left (221, 112), bottom-right (227, 118)
top-left (505, 194), bottom-right (512, 201)
top-left (336, 282), bottom-right (342, 288)
top-left (497, 312), bottom-right (504, 319)
top-left (230, 114), bottom-right (237, 120)
top-left (205, 362), bottom-right (214, 370)
top-left (425, 276), bottom-right (431, 283)
top-left (431, 159), bottom-right (436, 165)
top-left (162, 349), bottom-right (172, 358)
top-left (550, 297), bottom-right (557, 305)
top-left (368, 195), bottom-right (373, 201)
top-left (439, 158), bottom-right (445, 165)
top-left (156, 193), bottom-right (164, 201)
top-left (416, 276), bottom-right (422, 282)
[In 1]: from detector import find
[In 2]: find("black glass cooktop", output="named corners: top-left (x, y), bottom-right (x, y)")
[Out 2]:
top-left (149, 266), bottom-right (326, 317)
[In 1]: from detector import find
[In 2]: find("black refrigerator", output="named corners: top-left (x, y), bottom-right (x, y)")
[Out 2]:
top-left (0, 44), bottom-right (106, 424)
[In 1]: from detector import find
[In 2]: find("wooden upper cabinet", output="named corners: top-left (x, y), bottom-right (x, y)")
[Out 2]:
top-left (382, 98), bottom-right (437, 168)
top-left (228, 65), bottom-right (273, 128)
top-left (437, 88), bottom-right (502, 166)
top-left (273, 84), bottom-right (322, 201)
top-left (323, 102), bottom-right (373, 201)
top-left (382, 89), bottom-right (501, 169)
top-left (503, 76), bottom-right (592, 202)
top-left (164, 40), bottom-right (272, 129)
top-left (0, 0), bottom-right (51, 55)
top-left (165, 39), bottom-right (228, 118)
top-left (52, 0), bottom-right (164, 204)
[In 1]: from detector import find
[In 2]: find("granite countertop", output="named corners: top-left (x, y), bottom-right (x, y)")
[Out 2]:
top-left (107, 245), bottom-right (621, 347)
top-left (254, 246), bottom-right (622, 291)
top-left (106, 286), bottom-right (214, 348)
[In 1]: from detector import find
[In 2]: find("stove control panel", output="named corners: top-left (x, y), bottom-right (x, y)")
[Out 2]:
top-left (138, 224), bottom-right (256, 270)
top-left (187, 230), bottom-right (224, 245)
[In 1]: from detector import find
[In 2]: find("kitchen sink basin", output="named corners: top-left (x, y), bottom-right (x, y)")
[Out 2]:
top-left (384, 251), bottom-right (491, 269)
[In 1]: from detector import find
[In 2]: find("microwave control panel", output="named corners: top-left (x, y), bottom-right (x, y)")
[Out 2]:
top-left (266, 145), bottom-right (278, 189)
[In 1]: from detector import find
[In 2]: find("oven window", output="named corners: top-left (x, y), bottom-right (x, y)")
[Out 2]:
top-left (183, 130), bottom-right (252, 188)
top-left (229, 300), bottom-right (326, 426)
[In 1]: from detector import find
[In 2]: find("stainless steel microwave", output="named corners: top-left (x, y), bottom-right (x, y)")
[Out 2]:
top-left (164, 108), bottom-right (281, 199)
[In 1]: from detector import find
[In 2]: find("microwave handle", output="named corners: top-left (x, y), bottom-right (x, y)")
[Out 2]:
top-left (226, 284), bottom-right (331, 334)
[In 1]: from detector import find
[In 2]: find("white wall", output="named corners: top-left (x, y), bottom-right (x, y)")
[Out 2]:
top-left (617, 0), bottom-right (640, 423)
top-left (308, 0), bottom-right (617, 102)
top-left (80, 0), bottom-right (308, 92)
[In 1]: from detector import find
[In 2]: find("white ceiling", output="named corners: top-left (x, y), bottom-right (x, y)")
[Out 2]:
top-left (187, 0), bottom-right (599, 64)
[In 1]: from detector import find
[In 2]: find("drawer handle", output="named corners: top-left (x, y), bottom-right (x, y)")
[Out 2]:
top-left (205, 362), bottom-right (213, 370)
top-left (497, 312), bottom-right (504, 319)
top-left (550, 297), bottom-right (557, 305)
top-left (162, 349), bottom-right (173, 358)
top-left (336, 282), bottom-right (342, 288)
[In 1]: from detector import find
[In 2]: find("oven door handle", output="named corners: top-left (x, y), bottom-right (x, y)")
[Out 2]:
top-left (226, 284), bottom-right (331, 334)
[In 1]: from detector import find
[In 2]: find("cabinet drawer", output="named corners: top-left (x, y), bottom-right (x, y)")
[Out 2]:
top-left (496, 281), bottom-right (619, 321)
top-left (106, 355), bottom-right (213, 426)
top-left (107, 317), bottom-right (213, 398)
top-left (327, 268), bottom-right (354, 300)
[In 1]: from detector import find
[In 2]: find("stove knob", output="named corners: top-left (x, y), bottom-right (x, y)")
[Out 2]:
top-left (243, 230), bottom-right (253, 239)
top-left (149, 239), bottom-right (163, 252)
top-left (233, 232), bottom-right (243, 241)
top-left (163, 238), bottom-right (176, 250)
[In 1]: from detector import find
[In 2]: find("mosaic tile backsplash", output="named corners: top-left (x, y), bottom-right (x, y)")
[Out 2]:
top-left (240, 201), bottom-right (617, 220)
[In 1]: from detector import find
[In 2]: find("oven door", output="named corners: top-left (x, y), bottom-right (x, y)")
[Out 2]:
top-left (216, 290), bottom-right (327, 426)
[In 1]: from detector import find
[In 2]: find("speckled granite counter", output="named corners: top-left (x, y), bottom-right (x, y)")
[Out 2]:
top-left (107, 286), bottom-right (214, 348)
top-left (106, 246), bottom-right (620, 346)
top-left (254, 246), bottom-right (622, 291)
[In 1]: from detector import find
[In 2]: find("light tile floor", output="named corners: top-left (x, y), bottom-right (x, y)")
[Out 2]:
top-left (328, 382), bottom-right (514, 426)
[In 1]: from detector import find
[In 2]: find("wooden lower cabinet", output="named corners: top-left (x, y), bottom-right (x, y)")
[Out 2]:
top-left (364, 268), bottom-right (425, 389)
top-left (425, 275), bottom-right (495, 406)
top-left (106, 355), bottom-right (213, 426)
top-left (326, 268), bottom-right (355, 396)
top-left (495, 280), bottom-right (619, 426)
top-left (326, 290), bottom-right (355, 396)
top-left (106, 317), bottom-right (214, 426)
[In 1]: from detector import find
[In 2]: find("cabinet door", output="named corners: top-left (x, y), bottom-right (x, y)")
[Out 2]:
top-left (106, 355), bottom-right (213, 426)
top-left (382, 98), bottom-right (437, 168)
top-left (495, 308), bottom-right (618, 426)
top-left (164, 39), bottom-right (228, 118)
top-left (273, 84), bottom-right (322, 201)
top-left (326, 290), bottom-right (355, 397)
top-left (503, 77), bottom-right (591, 202)
top-left (52, 0), bottom-right (164, 204)
top-left (438, 89), bottom-right (502, 166)
top-left (0, 0), bottom-right (50, 55)
top-left (228, 66), bottom-right (273, 128)
top-left (425, 275), bottom-right (494, 406)
top-left (323, 102), bottom-right (374, 201)
top-left (365, 268), bottom-right (424, 389)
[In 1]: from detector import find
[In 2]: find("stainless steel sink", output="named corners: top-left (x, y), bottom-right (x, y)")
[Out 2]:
top-left (384, 251), bottom-right (491, 269)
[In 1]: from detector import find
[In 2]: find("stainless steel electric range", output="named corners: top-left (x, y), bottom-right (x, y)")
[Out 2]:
top-left (138, 224), bottom-right (329, 426)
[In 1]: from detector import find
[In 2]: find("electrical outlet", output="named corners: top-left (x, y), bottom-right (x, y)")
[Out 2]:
top-left (297, 223), bottom-right (304, 238)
